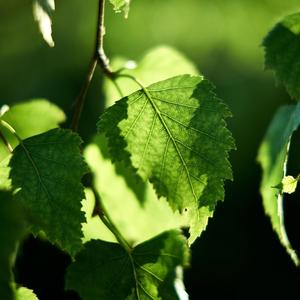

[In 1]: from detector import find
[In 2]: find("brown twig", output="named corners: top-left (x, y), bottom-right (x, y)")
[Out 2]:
top-left (71, 0), bottom-right (114, 131)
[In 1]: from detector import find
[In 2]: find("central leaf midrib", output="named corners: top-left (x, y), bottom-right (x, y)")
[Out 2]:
top-left (139, 86), bottom-right (198, 203)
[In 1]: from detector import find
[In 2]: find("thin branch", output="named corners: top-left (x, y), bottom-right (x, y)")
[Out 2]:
top-left (0, 128), bottom-right (13, 153)
top-left (71, 0), bottom-right (116, 132)
top-left (96, 0), bottom-right (113, 77)
top-left (71, 57), bottom-right (98, 131)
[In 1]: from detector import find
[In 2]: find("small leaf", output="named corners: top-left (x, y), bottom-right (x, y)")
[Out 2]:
top-left (109, 0), bottom-right (130, 18)
top-left (0, 99), bottom-right (65, 161)
top-left (9, 128), bottom-right (88, 256)
top-left (258, 103), bottom-right (300, 266)
top-left (104, 46), bottom-right (199, 107)
top-left (281, 175), bottom-right (298, 194)
top-left (0, 191), bottom-right (24, 300)
top-left (15, 287), bottom-right (39, 300)
top-left (263, 12), bottom-right (300, 99)
top-left (33, 0), bottom-right (55, 47)
top-left (66, 230), bottom-right (189, 300)
top-left (98, 75), bottom-right (234, 244)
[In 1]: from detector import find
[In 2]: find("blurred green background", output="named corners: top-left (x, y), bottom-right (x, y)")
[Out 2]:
top-left (2, 0), bottom-right (300, 299)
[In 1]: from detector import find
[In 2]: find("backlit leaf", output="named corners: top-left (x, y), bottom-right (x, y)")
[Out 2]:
top-left (82, 136), bottom-right (187, 245)
top-left (9, 128), bottom-right (87, 256)
top-left (0, 100), bottom-right (65, 161)
top-left (105, 46), bottom-right (199, 107)
top-left (98, 75), bottom-right (234, 244)
top-left (15, 287), bottom-right (39, 300)
top-left (66, 230), bottom-right (189, 300)
top-left (258, 103), bottom-right (300, 266)
top-left (33, 0), bottom-right (55, 47)
top-left (109, 0), bottom-right (130, 18)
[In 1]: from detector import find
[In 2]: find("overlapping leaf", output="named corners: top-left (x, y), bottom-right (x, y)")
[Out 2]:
top-left (0, 99), bottom-right (65, 161)
top-left (33, 0), bottom-right (55, 47)
top-left (263, 12), bottom-right (300, 99)
top-left (0, 191), bottom-right (24, 300)
top-left (66, 230), bottom-right (189, 300)
top-left (104, 46), bottom-right (199, 107)
top-left (15, 287), bottom-right (39, 300)
top-left (9, 128), bottom-right (87, 256)
top-left (109, 0), bottom-right (130, 18)
top-left (98, 74), bottom-right (234, 243)
top-left (82, 136), bottom-right (187, 245)
top-left (258, 103), bottom-right (300, 266)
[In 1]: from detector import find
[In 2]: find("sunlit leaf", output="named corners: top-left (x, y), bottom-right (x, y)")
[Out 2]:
top-left (98, 75), bottom-right (234, 244)
top-left (82, 136), bottom-right (187, 245)
top-left (15, 287), bottom-right (39, 300)
top-left (109, 0), bottom-right (130, 18)
top-left (9, 128), bottom-right (87, 256)
top-left (281, 175), bottom-right (298, 194)
top-left (258, 103), bottom-right (300, 266)
top-left (66, 230), bottom-right (189, 300)
top-left (264, 12), bottom-right (300, 99)
top-left (33, 0), bottom-right (55, 47)
top-left (0, 100), bottom-right (65, 161)
top-left (105, 46), bottom-right (199, 107)
top-left (0, 155), bottom-right (11, 190)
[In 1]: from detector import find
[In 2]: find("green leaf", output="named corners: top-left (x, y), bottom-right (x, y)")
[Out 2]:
top-left (66, 230), bottom-right (189, 300)
top-left (258, 103), bottom-right (300, 266)
top-left (0, 191), bottom-right (24, 300)
top-left (98, 75), bottom-right (234, 244)
top-left (15, 287), bottom-right (39, 300)
top-left (9, 128), bottom-right (87, 256)
top-left (109, 0), bottom-right (130, 18)
top-left (263, 12), bottom-right (300, 99)
top-left (82, 136), bottom-right (187, 245)
top-left (33, 0), bottom-right (55, 47)
top-left (281, 175), bottom-right (298, 194)
top-left (0, 100), bottom-right (65, 161)
top-left (0, 156), bottom-right (11, 190)
top-left (104, 46), bottom-right (199, 107)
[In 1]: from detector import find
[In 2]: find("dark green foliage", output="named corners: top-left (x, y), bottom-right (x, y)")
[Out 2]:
top-left (9, 128), bottom-right (88, 256)
top-left (66, 230), bottom-right (189, 300)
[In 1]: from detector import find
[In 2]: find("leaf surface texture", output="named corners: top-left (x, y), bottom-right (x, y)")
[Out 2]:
top-left (98, 75), bottom-right (234, 243)
top-left (9, 128), bottom-right (87, 256)
top-left (258, 103), bottom-right (300, 265)
top-left (66, 230), bottom-right (189, 300)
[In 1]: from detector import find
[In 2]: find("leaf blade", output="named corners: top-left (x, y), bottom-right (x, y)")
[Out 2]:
top-left (33, 0), bottom-right (55, 47)
top-left (66, 230), bottom-right (189, 300)
top-left (258, 103), bottom-right (300, 265)
top-left (0, 99), bottom-right (65, 162)
top-left (98, 74), bottom-right (234, 243)
top-left (263, 12), bottom-right (300, 99)
top-left (109, 0), bottom-right (130, 18)
top-left (9, 128), bottom-right (87, 256)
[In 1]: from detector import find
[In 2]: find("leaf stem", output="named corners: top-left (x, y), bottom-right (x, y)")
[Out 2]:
top-left (0, 120), bottom-right (23, 145)
top-left (89, 184), bottom-right (131, 252)
top-left (0, 128), bottom-right (13, 153)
